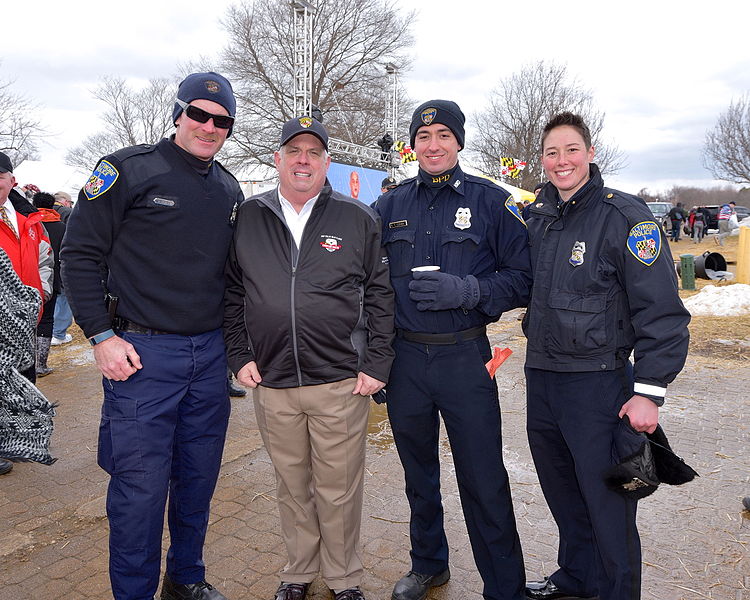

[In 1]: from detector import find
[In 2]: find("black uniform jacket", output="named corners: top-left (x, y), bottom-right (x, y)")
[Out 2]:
top-left (224, 184), bottom-right (395, 389)
top-left (523, 165), bottom-right (690, 404)
top-left (61, 138), bottom-right (243, 338)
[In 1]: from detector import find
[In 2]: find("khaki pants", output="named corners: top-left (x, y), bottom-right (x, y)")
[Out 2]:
top-left (254, 379), bottom-right (369, 590)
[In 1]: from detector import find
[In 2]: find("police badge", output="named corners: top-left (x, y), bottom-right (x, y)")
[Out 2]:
top-left (420, 108), bottom-right (437, 126)
top-left (569, 241), bottom-right (586, 266)
top-left (454, 207), bottom-right (472, 230)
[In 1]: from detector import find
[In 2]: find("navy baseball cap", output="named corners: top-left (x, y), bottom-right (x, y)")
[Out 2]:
top-left (280, 116), bottom-right (329, 151)
top-left (381, 176), bottom-right (397, 189)
top-left (0, 151), bottom-right (13, 174)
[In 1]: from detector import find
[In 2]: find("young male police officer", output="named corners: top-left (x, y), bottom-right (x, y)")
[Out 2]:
top-left (61, 72), bottom-right (243, 600)
top-left (374, 100), bottom-right (532, 600)
top-left (224, 116), bottom-right (394, 600)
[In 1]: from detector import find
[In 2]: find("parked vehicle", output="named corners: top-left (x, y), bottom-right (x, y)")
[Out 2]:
top-left (703, 205), bottom-right (720, 231)
top-left (646, 202), bottom-right (672, 230)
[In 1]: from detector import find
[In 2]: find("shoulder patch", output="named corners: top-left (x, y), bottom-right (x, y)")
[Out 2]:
top-left (504, 196), bottom-right (526, 226)
top-left (626, 221), bottom-right (661, 266)
top-left (84, 160), bottom-right (119, 200)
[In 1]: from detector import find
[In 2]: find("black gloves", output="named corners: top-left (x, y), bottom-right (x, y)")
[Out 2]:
top-left (408, 271), bottom-right (480, 311)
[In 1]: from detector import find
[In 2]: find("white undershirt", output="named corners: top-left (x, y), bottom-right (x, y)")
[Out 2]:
top-left (278, 187), bottom-right (319, 249)
top-left (1, 198), bottom-right (19, 236)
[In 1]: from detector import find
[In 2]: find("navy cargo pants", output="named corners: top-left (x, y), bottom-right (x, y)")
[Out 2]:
top-left (386, 334), bottom-right (525, 600)
top-left (98, 329), bottom-right (230, 600)
top-left (525, 365), bottom-right (641, 600)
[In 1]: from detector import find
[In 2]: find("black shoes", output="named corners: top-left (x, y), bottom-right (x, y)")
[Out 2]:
top-left (0, 458), bottom-right (12, 475)
top-left (274, 582), bottom-right (309, 600)
top-left (160, 573), bottom-right (228, 600)
top-left (525, 577), bottom-right (596, 600)
top-left (228, 380), bottom-right (247, 397)
top-left (332, 587), bottom-right (366, 600)
top-left (391, 568), bottom-right (450, 600)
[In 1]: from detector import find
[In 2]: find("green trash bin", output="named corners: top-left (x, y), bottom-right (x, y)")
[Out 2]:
top-left (680, 254), bottom-right (695, 290)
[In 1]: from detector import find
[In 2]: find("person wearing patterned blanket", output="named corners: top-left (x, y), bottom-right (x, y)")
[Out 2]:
top-left (0, 248), bottom-right (56, 469)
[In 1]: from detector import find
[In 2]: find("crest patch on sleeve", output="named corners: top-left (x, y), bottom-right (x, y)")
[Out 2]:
top-left (626, 221), bottom-right (661, 266)
top-left (84, 160), bottom-right (119, 200)
top-left (504, 196), bottom-right (526, 226)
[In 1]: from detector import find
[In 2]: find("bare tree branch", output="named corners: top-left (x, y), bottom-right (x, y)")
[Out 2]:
top-left (703, 93), bottom-right (750, 185)
top-left (470, 61), bottom-right (626, 190)
top-left (0, 75), bottom-right (43, 167)
top-left (65, 77), bottom-right (178, 171)
top-left (220, 0), bottom-right (415, 170)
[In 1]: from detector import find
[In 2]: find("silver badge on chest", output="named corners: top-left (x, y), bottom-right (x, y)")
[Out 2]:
top-left (569, 241), bottom-right (586, 266)
top-left (454, 207), bottom-right (472, 230)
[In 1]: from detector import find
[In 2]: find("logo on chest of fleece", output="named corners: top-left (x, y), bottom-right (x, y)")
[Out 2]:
top-left (320, 235), bottom-right (343, 253)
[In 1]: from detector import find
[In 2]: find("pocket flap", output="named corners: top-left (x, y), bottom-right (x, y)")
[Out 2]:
top-left (548, 290), bottom-right (606, 313)
top-left (384, 228), bottom-right (415, 245)
top-left (441, 230), bottom-right (481, 245)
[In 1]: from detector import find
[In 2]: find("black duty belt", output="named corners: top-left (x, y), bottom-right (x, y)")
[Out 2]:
top-left (396, 325), bottom-right (486, 345)
top-left (112, 316), bottom-right (173, 336)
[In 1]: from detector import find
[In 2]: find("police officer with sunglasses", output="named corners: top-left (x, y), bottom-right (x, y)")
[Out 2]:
top-left (61, 72), bottom-right (243, 600)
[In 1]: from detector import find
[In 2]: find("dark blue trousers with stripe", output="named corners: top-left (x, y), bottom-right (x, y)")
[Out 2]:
top-left (525, 366), bottom-right (641, 600)
top-left (98, 329), bottom-right (230, 600)
top-left (387, 335), bottom-right (525, 600)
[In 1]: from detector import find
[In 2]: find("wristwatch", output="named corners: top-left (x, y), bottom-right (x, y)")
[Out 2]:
top-left (89, 329), bottom-right (116, 346)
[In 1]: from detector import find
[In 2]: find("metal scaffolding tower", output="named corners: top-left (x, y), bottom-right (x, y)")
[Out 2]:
top-left (384, 63), bottom-right (398, 143)
top-left (290, 0), bottom-right (394, 170)
top-left (292, 0), bottom-right (314, 118)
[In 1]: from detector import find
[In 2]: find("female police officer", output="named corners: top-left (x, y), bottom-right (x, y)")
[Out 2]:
top-left (522, 112), bottom-right (690, 600)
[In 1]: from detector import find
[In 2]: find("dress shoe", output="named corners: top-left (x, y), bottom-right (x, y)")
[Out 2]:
top-left (525, 577), bottom-right (596, 600)
top-left (332, 587), bottom-right (366, 600)
top-left (0, 458), bottom-right (13, 475)
top-left (391, 568), bottom-right (450, 600)
top-left (274, 582), bottom-right (309, 600)
top-left (228, 380), bottom-right (247, 397)
top-left (160, 573), bottom-right (228, 600)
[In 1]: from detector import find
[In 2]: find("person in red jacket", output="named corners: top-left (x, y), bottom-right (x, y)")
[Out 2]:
top-left (0, 151), bottom-right (53, 382)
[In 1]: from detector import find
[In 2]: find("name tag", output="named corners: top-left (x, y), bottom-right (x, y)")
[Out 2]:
top-left (389, 220), bottom-right (408, 229)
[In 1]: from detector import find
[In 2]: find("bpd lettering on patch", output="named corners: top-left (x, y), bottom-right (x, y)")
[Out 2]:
top-left (626, 221), bottom-right (661, 266)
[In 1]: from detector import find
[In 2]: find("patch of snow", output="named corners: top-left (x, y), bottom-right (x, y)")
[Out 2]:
top-left (682, 283), bottom-right (750, 316)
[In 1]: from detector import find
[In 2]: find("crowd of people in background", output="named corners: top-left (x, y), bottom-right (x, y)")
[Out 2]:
top-left (0, 152), bottom-right (60, 475)
top-left (662, 201), bottom-right (740, 245)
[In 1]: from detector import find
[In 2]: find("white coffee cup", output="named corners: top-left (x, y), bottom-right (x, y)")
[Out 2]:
top-left (411, 265), bottom-right (440, 272)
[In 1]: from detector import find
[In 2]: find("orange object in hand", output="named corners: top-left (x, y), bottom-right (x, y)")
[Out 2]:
top-left (485, 346), bottom-right (512, 378)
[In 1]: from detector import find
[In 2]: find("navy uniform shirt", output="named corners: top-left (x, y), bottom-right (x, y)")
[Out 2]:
top-left (375, 164), bottom-right (532, 333)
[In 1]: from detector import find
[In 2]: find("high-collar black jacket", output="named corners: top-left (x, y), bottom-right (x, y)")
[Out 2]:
top-left (523, 164), bottom-right (690, 405)
top-left (224, 184), bottom-right (395, 388)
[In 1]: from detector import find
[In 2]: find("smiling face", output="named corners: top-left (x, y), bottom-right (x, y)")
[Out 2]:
top-left (414, 123), bottom-right (460, 175)
top-left (173, 98), bottom-right (230, 161)
top-left (541, 125), bottom-right (595, 202)
top-left (274, 133), bottom-right (331, 208)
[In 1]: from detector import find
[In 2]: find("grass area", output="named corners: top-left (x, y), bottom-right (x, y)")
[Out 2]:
top-left (687, 314), bottom-right (750, 361)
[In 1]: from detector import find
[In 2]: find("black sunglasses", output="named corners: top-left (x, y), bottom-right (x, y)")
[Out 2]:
top-left (176, 99), bottom-right (234, 129)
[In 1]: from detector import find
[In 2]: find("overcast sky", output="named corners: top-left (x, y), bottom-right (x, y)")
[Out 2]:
top-left (4, 0), bottom-right (750, 195)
